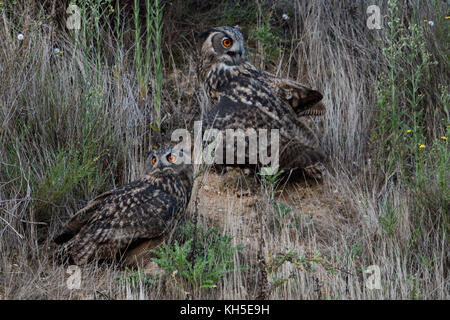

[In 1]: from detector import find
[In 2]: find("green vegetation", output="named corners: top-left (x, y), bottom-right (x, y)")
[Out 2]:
top-left (374, 0), bottom-right (448, 242)
top-left (250, 11), bottom-right (282, 68)
top-left (151, 223), bottom-right (246, 297)
top-left (270, 200), bottom-right (293, 230)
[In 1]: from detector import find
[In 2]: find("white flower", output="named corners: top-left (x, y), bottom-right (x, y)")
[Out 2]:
top-left (282, 13), bottom-right (289, 20)
top-left (17, 33), bottom-right (24, 41)
top-left (54, 48), bottom-right (60, 54)
top-left (428, 20), bottom-right (434, 27)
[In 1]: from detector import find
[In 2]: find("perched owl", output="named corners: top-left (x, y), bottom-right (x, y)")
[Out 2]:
top-left (54, 147), bottom-right (193, 266)
top-left (198, 26), bottom-right (326, 177)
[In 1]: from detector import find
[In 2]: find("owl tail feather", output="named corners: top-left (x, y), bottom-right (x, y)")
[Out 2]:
top-left (283, 148), bottom-right (325, 168)
top-left (282, 148), bottom-right (327, 180)
top-left (302, 162), bottom-right (327, 180)
top-left (69, 238), bottom-right (100, 265)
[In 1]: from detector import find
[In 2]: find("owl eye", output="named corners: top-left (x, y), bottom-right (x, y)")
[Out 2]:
top-left (151, 156), bottom-right (157, 165)
top-left (222, 37), bottom-right (232, 48)
top-left (167, 154), bottom-right (176, 163)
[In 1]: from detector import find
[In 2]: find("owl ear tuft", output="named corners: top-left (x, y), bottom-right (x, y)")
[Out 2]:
top-left (198, 28), bottom-right (218, 41)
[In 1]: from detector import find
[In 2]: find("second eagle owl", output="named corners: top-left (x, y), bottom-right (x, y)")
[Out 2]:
top-left (199, 26), bottom-right (326, 177)
top-left (54, 147), bottom-right (193, 266)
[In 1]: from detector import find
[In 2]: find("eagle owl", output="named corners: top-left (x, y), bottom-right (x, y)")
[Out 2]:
top-left (198, 26), bottom-right (326, 177)
top-left (54, 147), bottom-right (193, 265)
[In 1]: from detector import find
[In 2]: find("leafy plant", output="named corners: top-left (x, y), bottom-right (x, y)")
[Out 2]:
top-left (151, 223), bottom-right (246, 295)
top-left (373, 0), bottom-right (440, 183)
top-left (250, 6), bottom-right (282, 69)
top-left (271, 200), bottom-right (293, 230)
top-left (373, 0), bottom-right (448, 239)
top-left (258, 168), bottom-right (284, 192)
top-left (378, 199), bottom-right (399, 237)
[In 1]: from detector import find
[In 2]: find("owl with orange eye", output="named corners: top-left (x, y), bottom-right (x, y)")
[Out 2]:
top-left (54, 147), bottom-right (193, 266)
top-left (198, 26), bottom-right (327, 179)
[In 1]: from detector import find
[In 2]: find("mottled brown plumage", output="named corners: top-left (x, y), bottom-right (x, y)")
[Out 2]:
top-left (199, 26), bottom-right (326, 177)
top-left (54, 147), bottom-right (193, 265)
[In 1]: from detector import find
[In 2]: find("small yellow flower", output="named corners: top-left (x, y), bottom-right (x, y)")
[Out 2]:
top-left (441, 136), bottom-right (447, 140)
top-left (418, 144), bottom-right (426, 149)
top-left (0, 2), bottom-right (3, 6)
top-left (407, 129), bottom-right (412, 133)
top-left (424, 19), bottom-right (428, 23)
top-left (445, 16), bottom-right (450, 20)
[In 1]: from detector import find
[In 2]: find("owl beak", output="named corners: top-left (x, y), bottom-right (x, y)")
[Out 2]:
top-left (158, 162), bottom-right (163, 170)
top-left (227, 50), bottom-right (242, 64)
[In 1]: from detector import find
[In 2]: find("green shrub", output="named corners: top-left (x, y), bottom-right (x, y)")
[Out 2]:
top-left (373, 0), bottom-right (448, 229)
top-left (249, 11), bottom-right (282, 68)
top-left (271, 200), bottom-right (293, 230)
top-left (151, 223), bottom-right (246, 296)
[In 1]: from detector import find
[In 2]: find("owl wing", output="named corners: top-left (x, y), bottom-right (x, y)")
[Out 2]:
top-left (204, 96), bottom-right (325, 170)
top-left (203, 96), bottom-right (271, 130)
top-left (61, 179), bottom-right (184, 265)
top-left (279, 141), bottom-right (326, 168)
top-left (53, 180), bottom-right (143, 244)
top-left (69, 187), bottom-right (182, 264)
top-left (275, 78), bottom-right (324, 114)
top-left (258, 69), bottom-right (325, 116)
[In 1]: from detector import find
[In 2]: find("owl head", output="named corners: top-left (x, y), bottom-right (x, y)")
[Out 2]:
top-left (145, 147), bottom-right (193, 181)
top-left (199, 26), bottom-right (247, 67)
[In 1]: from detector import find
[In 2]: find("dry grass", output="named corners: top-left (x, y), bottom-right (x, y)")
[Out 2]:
top-left (0, 0), bottom-right (448, 299)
